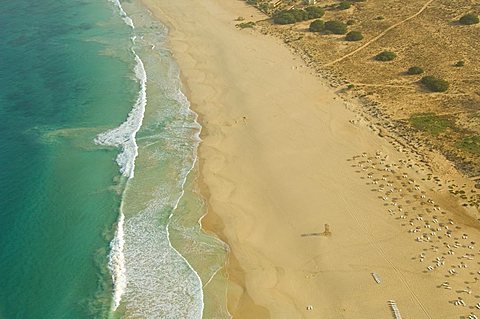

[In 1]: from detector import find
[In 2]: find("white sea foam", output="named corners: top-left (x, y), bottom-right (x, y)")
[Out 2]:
top-left (110, 0), bottom-right (135, 28)
top-left (107, 208), bottom-right (126, 310)
top-left (124, 207), bottom-right (203, 319)
top-left (121, 67), bottom-right (204, 318)
top-left (97, 51), bottom-right (146, 311)
top-left (120, 55), bottom-right (204, 317)
top-left (97, 0), bottom-right (146, 312)
top-left (102, 0), bottom-right (207, 316)
top-left (94, 52), bottom-right (146, 179)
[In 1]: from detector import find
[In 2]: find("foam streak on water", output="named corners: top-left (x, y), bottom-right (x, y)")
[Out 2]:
top-left (107, 207), bottom-right (126, 310)
top-left (94, 50), bottom-right (146, 179)
top-left (122, 59), bottom-right (204, 318)
top-left (98, 0), bottom-right (206, 316)
top-left (94, 47), bottom-right (145, 311)
top-left (95, 0), bottom-right (145, 312)
top-left (110, 0), bottom-right (134, 28)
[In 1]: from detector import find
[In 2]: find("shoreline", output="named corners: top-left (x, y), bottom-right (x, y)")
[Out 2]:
top-left (140, 0), bottom-right (480, 318)
top-left (104, 1), bottom-right (210, 316)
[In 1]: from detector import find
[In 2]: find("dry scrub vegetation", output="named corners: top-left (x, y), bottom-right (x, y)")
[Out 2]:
top-left (246, 0), bottom-right (480, 183)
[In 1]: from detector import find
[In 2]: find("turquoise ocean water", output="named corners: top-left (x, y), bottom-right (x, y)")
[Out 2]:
top-left (0, 0), bottom-right (229, 318)
top-left (0, 0), bottom-right (134, 317)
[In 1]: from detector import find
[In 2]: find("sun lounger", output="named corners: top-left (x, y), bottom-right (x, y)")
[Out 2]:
top-left (371, 272), bottom-right (381, 284)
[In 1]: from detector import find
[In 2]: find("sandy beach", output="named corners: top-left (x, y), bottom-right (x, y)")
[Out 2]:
top-left (140, 0), bottom-right (480, 318)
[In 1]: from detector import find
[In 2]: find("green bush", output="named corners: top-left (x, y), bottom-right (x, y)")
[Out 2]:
top-left (309, 19), bottom-right (325, 32)
top-left (338, 1), bottom-right (352, 10)
top-left (305, 6), bottom-right (325, 19)
top-left (454, 60), bottom-right (465, 67)
top-left (459, 13), bottom-right (479, 25)
top-left (273, 12), bottom-right (296, 24)
top-left (410, 113), bottom-right (452, 135)
top-left (258, 3), bottom-right (269, 12)
top-left (407, 66), bottom-right (424, 75)
top-left (273, 8), bottom-right (317, 24)
top-left (324, 20), bottom-right (348, 34)
top-left (420, 76), bottom-right (449, 92)
top-left (456, 136), bottom-right (480, 155)
top-left (374, 51), bottom-right (396, 61)
top-left (345, 31), bottom-right (363, 41)
top-left (291, 9), bottom-right (308, 21)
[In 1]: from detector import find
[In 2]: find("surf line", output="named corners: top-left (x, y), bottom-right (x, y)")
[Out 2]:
top-left (98, 1), bottom-right (208, 316)
top-left (94, 47), bottom-right (146, 311)
top-left (94, 0), bottom-right (145, 311)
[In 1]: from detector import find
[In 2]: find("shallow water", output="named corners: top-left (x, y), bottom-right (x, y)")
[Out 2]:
top-left (0, 0), bottom-right (230, 317)
top-left (109, 1), bottom-right (231, 317)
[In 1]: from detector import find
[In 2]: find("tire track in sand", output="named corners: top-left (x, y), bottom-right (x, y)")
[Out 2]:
top-left (339, 194), bottom-right (433, 319)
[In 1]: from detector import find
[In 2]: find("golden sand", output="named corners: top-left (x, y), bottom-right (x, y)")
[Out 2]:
top-left (141, 0), bottom-right (480, 317)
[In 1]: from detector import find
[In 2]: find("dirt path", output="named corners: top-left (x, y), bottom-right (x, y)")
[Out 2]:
top-left (323, 0), bottom-right (435, 67)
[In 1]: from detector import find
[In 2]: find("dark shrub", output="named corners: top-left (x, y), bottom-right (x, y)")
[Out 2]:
top-left (305, 6), bottom-right (325, 19)
top-left (421, 76), bottom-right (449, 92)
top-left (374, 51), bottom-right (396, 61)
top-left (407, 66), bottom-right (424, 75)
top-left (258, 3), bottom-right (269, 12)
top-left (290, 9), bottom-right (308, 21)
top-left (454, 60), bottom-right (465, 67)
top-left (345, 31), bottom-right (363, 41)
top-left (346, 19), bottom-right (355, 25)
top-left (273, 9), bottom-right (311, 24)
top-left (338, 1), bottom-right (352, 10)
top-left (324, 20), bottom-right (348, 34)
top-left (459, 13), bottom-right (479, 25)
top-left (273, 12), bottom-right (296, 24)
top-left (309, 19), bottom-right (325, 32)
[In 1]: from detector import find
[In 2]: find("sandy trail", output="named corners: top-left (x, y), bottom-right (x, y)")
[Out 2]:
top-left (324, 0), bottom-right (436, 66)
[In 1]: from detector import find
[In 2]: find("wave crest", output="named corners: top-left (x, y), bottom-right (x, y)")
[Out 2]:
top-left (94, 53), bottom-right (146, 179)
